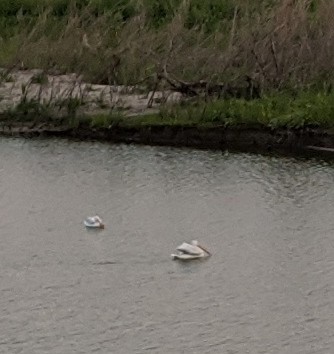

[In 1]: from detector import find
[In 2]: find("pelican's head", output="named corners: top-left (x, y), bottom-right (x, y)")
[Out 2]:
top-left (191, 240), bottom-right (211, 256)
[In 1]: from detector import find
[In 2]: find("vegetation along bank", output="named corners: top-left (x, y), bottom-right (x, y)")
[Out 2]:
top-left (1, 1), bottom-right (334, 155)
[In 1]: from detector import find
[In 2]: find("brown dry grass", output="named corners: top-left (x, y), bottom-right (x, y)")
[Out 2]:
top-left (1, 0), bottom-right (334, 94)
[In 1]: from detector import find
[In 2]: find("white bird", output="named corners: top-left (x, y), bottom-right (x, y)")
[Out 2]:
top-left (171, 240), bottom-right (211, 260)
top-left (84, 215), bottom-right (104, 229)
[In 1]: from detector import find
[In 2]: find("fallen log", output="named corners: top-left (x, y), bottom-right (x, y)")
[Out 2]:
top-left (158, 71), bottom-right (261, 99)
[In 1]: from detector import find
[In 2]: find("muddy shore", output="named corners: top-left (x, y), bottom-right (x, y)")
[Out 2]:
top-left (1, 122), bottom-right (334, 157)
top-left (1, 69), bottom-right (334, 157)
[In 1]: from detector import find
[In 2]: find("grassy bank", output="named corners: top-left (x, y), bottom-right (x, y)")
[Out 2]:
top-left (83, 91), bottom-right (334, 130)
top-left (1, 0), bottom-right (334, 134)
top-left (3, 89), bottom-right (333, 130)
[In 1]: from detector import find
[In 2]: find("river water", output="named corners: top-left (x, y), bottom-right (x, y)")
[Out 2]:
top-left (0, 137), bottom-right (334, 353)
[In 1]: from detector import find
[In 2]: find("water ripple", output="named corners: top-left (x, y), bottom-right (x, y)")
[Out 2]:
top-left (0, 138), bottom-right (334, 353)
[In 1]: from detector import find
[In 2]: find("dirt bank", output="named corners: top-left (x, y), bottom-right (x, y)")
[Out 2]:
top-left (2, 69), bottom-right (334, 157)
top-left (1, 122), bottom-right (334, 157)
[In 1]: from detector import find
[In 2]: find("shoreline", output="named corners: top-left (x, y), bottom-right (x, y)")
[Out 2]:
top-left (1, 122), bottom-right (334, 158)
top-left (1, 69), bottom-right (334, 158)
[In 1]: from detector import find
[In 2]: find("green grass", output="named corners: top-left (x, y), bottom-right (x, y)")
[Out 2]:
top-left (0, 0), bottom-right (237, 28)
top-left (2, 90), bottom-right (334, 130)
top-left (114, 92), bottom-right (334, 129)
top-left (66, 91), bottom-right (334, 130)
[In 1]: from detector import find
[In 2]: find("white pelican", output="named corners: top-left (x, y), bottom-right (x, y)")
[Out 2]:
top-left (84, 215), bottom-right (104, 229)
top-left (171, 240), bottom-right (211, 260)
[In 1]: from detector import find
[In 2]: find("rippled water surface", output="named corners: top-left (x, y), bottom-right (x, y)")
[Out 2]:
top-left (1, 137), bottom-right (334, 353)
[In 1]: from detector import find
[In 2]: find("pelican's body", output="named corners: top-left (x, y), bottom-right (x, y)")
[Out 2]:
top-left (171, 252), bottom-right (207, 260)
top-left (84, 216), bottom-right (104, 229)
top-left (171, 240), bottom-right (211, 261)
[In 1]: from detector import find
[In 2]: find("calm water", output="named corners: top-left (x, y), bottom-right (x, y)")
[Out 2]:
top-left (0, 138), bottom-right (334, 353)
